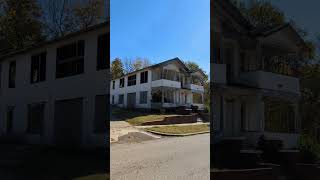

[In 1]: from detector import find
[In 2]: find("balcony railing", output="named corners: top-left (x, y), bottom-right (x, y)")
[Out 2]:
top-left (239, 70), bottom-right (300, 94)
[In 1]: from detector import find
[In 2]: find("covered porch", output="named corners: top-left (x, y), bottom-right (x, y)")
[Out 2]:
top-left (150, 87), bottom-right (204, 110)
top-left (212, 85), bottom-right (300, 148)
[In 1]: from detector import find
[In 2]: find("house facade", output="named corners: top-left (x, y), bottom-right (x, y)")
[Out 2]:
top-left (0, 22), bottom-right (109, 147)
top-left (212, 0), bottom-right (308, 148)
top-left (111, 58), bottom-right (205, 110)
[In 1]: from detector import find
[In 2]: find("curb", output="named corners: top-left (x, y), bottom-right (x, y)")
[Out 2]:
top-left (144, 130), bottom-right (210, 136)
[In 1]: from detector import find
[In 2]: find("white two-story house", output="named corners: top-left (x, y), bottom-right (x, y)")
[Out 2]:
top-left (111, 58), bottom-right (205, 111)
top-left (0, 22), bottom-right (109, 147)
top-left (212, 0), bottom-right (308, 148)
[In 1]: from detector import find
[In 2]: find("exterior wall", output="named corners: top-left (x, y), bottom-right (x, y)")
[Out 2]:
top-left (110, 62), bottom-right (205, 109)
top-left (0, 27), bottom-right (109, 147)
top-left (111, 69), bottom-right (152, 109)
top-left (239, 71), bottom-right (300, 94)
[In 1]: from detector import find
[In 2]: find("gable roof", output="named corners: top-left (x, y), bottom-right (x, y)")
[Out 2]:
top-left (0, 21), bottom-right (109, 60)
top-left (214, 0), bottom-right (253, 31)
top-left (216, 0), bottom-right (308, 50)
top-left (112, 57), bottom-right (202, 80)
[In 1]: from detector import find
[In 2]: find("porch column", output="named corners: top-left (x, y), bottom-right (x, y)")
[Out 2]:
top-left (161, 88), bottom-right (164, 105)
top-left (257, 95), bottom-right (265, 132)
top-left (293, 103), bottom-right (301, 133)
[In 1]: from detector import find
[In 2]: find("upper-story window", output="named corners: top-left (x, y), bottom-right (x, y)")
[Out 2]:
top-left (112, 80), bottom-right (115, 89)
top-left (97, 33), bottom-right (109, 70)
top-left (163, 69), bottom-right (180, 82)
top-left (119, 78), bottom-right (124, 88)
top-left (31, 52), bottom-right (46, 84)
top-left (8, 61), bottom-right (16, 88)
top-left (56, 40), bottom-right (85, 78)
top-left (127, 74), bottom-right (136, 86)
top-left (140, 71), bottom-right (148, 84)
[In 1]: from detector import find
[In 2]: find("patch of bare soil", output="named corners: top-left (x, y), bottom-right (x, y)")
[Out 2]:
top-left (117, 132), bottom-right (158, 143)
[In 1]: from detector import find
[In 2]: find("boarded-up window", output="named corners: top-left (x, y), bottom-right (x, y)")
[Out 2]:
top-left (56, 40), bottom-right (84, 78)
top-left (95, 95), bottom-right (107, 133)
top-left (140, 91), bottom-right (148, 104)
top-left (27, 103), bottom-right (45, 134)
top-left (31, 52), bottom-right (46, 83)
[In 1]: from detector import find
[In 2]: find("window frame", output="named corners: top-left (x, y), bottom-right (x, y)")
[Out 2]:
top-left (127, 74), bottom-right (137, 86)
top-left (8, 61), bottom-right (16, 88)
top-left (119, 78), bottom-right (124, 88)
top-left (139, 91), bottom-right (148, 104)
top-left (31, 52), bottom-right (46, 84)
top-left (56, 40), bottom-right (85, 78)
top-left (140, 71), bottom-right (148, 84)
top-left (97, 33), bottom-right (109, 70)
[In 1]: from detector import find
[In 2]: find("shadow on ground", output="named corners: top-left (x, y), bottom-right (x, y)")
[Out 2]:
top-left (0, 144), bottom-right (109, 180)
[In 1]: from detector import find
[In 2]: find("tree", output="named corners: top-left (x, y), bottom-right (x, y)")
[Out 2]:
top-left (41, 0), bottom-right (105, 39)
top-left (244, 1), bottom-right (285, 28)
top-left (184, 61), bottom-right (208, 81)
top-left (111, 58), bottom-right (125, 79)
top-left (40, 0), bottom-right (75, 39)
top-left (73, 0), bottom-right (105, 30)
top-left (0, 0), bottom-right (43, 49)
top-left (123, 57), bottom-right (152, 73)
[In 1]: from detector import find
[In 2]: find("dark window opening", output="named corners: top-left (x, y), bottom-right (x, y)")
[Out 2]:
top-left (9, 61), bottom-right (16, 88)
top-left (118, 94), bottom-right (124, 104)
top-left (31, 52), bottom-right (46, 83)
top-left (127, 74), bottom-right (136, 86)
top-left (140, 71), bottom-right (148, 84)
top-left (140, 91), bottom-right (148, 104)
top-left (151, 90), bottom-right (162, 103)
top-left (112, 81), bottom-right (115, 89)
top-left (97, 33), bottom-right (109, 70)
top-left (6, 106), bottom-right (14, 134)
top-left (119, 78), bottom-right (124, 88)
top-left (27, 103), bottom-right (45, 134)
top-left (56, 40), bottom-right (85, 78)
top-left (94, 95), bottom-right (107, 133)
top-left (112, 95), bottom-right (115, 104)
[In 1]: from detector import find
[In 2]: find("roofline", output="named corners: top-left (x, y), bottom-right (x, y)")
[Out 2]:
top-left (215, 0), bottom-right (253, 31)
top-left (111, 57), bottom-right (192, 80)
top-left (255, 23), bottom-right (308, 50)
top-left (0, 21), bottom-right (109, 59)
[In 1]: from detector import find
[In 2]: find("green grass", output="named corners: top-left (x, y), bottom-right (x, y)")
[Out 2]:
top-left (145, 124), bottom-right (209, 135)
top-left (112, 107), bottom-right (177, 126)
top-left (126, 114), bottom-right (178, 126)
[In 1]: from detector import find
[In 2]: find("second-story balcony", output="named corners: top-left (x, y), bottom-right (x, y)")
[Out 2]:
top-left (151, 79), bottom-right (181, 88)
top-left (239, 70), bottom-right (300, 95)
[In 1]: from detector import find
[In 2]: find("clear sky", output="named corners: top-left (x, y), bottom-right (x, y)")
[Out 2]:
top-left (240, 0), bottom-right (320, 41)
top-left (110, 0), bottom-right (210, 74)
top-left (269, 0), bottom-right (320, 42)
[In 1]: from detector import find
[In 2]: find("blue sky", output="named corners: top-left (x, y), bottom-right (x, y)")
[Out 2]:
top-left (269, 0), bottom-right (320, 42)
top-left (110, 0), bottom-right (210, 74)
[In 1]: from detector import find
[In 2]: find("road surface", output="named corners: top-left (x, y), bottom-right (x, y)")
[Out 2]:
top-left (111, 134), bottom-right (210, 180)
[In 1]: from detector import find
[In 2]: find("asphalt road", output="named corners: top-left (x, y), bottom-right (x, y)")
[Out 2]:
top-left (111, 134), bottom-right (210, 180)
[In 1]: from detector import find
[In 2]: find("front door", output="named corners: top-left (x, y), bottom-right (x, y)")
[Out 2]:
top-left (224, 100), bottom-right (236, 137)
top-left (127, 93), bottom-right (136, 109)
top-left (54, 98), bottom-right (83, 146)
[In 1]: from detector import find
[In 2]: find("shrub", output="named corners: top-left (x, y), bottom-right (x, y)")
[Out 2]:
top-left (298, 134), bottom-right (320, 163)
